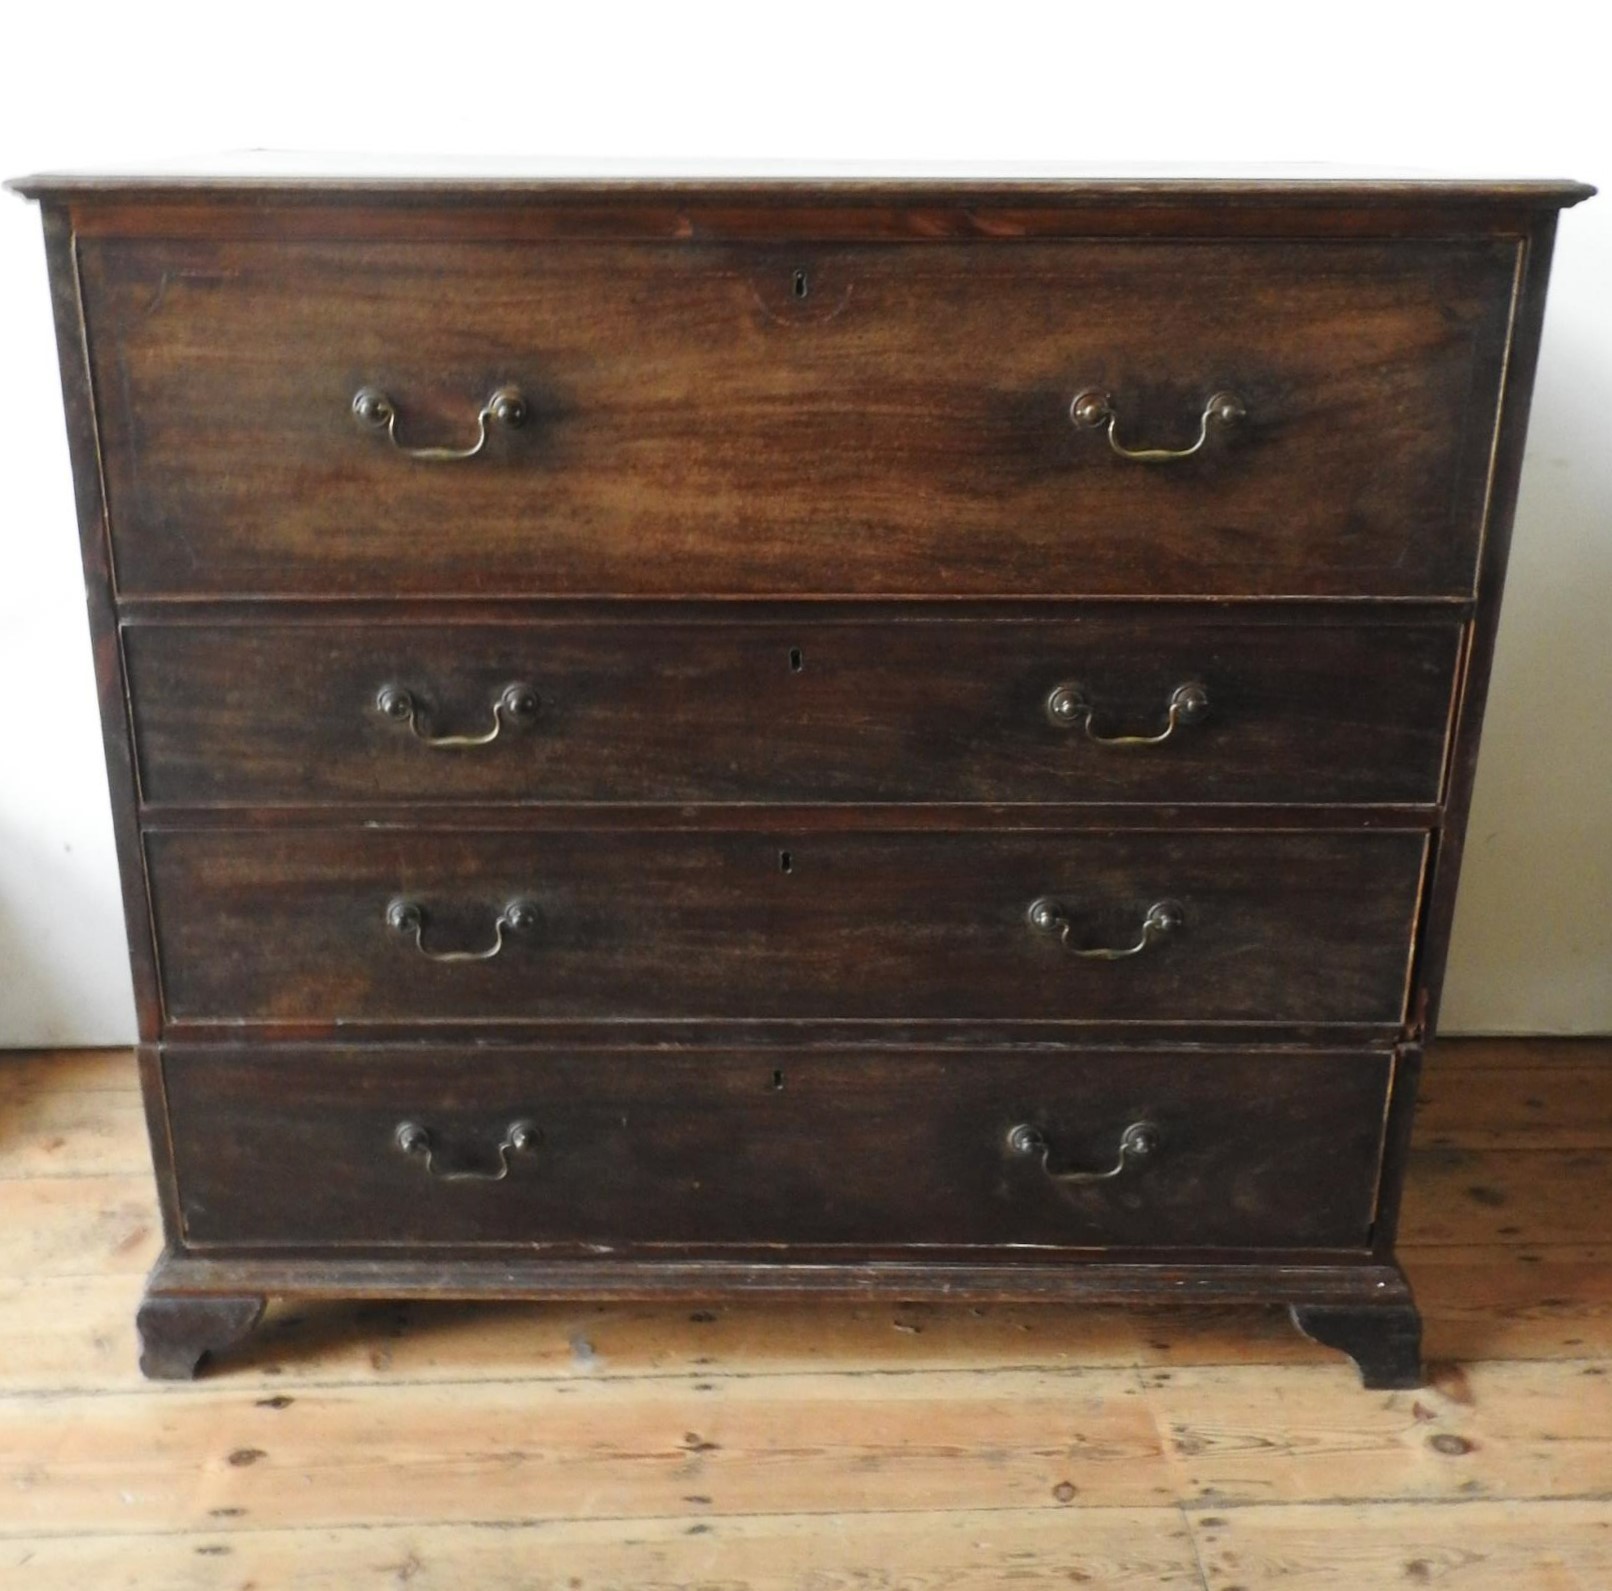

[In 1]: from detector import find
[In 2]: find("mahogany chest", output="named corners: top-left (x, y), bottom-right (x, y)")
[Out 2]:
top-left (10, 168), bottom-right (1592, 1384)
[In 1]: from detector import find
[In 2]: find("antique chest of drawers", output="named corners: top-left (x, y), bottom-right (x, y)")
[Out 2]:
top-left (11, 167), bottom-right (1592, 1385)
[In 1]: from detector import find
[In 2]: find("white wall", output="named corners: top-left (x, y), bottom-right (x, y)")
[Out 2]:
top-left (1, 1), bottom-right (1607, 1044)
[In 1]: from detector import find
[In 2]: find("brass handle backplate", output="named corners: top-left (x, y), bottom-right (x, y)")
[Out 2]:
top-left (395, 1119), bottom-right (539, 1181)
top-left (1028, 897), bottom-right (1183, 960)
top-left (353, 384), bottom-right (527, 461)
top-left (1007, 1120), bottom-right (1161, 1183)
top-left (1071, 388), bottom-right (1245, 462)
top-left (1046, 681), bottom-right (1209, 745)
top-left (376, 682), bottom-right (540, 748)
top-left (386, 898), bottom-right (539, 962)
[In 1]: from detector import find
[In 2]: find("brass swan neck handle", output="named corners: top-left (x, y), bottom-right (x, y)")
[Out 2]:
top-left (1071, 388), bottom-right (1245, 463)
top-left (353, 384), bottom-right (527, 461)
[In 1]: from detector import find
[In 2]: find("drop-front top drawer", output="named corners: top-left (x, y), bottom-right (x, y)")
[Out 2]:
top-left (80, 237), bottom-right (1516, 598)
top-left (124, 615), bottom-right (1461, 809)
top-left (144, 827), bottom-right (1426, 1029)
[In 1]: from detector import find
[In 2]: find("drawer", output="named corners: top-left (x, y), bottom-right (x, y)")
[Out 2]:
top-left (81, 238), bottom-right (1514, 598)
top-left (163, 1045), bottom-right (1392, 1250)
top-left (125, 616), bottom-right (1461, 809)
top-left (145, 828), bottom-right (1426, 1027)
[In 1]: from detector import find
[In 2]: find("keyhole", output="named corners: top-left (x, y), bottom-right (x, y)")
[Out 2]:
top-left (788, 647), bottom-right (804, 673)
top-left (769, 1069), bottom-right (785, 1092)
top-left (792, 268), bottom-right (809, 300)
top-left (779, 850), bottom-right (793, 874)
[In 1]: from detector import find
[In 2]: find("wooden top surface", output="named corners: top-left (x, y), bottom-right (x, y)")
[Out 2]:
top-left (6, 156), bottom-right (1595, 207)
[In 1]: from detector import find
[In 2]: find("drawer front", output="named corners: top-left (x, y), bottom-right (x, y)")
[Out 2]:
top-left (164, 1045), bottom-right (1391, 1250)
top-left (83, 238), bottom-right (1514, 598)
top-left (146, 828), bottom-right (1426, 1027)
top-left (126, 617), bottom-right (1460, 809)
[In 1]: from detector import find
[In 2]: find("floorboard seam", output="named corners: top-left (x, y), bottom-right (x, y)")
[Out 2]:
top-left (1178, 1500), bottom-right (1215, 1590)
top-left (5, 1346), bottom-right (1612, 1401)
top-left (0, 1504), bottom-right (1214, 1543)
top-left (7, 1493), bottom-right (1608, 1546)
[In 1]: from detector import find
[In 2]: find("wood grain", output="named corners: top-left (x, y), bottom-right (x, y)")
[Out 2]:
top-left (80, 236), bottom-right (1513, 600)
top-left (1417, 1062), bottom-right (1612, 1148)
top-left (12, 170), bottom-right (1595, 206)
top-left (1191, 1500), bottom-right (1612, 1589)
top-left (0, 1357), bottom-right (1608, 1536)
top-left (0, 1049), bottom-right (140, 1094)
top-left (124, 615), bottom-right (1461, 810)
top-left (0, 1508), bottom-right (1205, 1590)
top-left (0, 1368), bottom-right (1176, 1532)
top-left (143, 827), bottom-right (1427, 1028)
top-left (0, 1083), bottom-right (149, 1179)
top-left (0, 1175), bottom-right (160, 1276)
top-left (161, 1045), bottom-right (1389, 1251)
top-left (1145, 1358), bottom-right (1612, 1506)
top-left (1400, 1147), bottom-right (1612, 1246)
top-left (1417, 1037), bottom-right (1612, 1072)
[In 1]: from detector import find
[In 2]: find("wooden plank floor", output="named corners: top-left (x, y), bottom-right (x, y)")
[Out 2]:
top-left (0, 1040), bottom-right (1609, 1588)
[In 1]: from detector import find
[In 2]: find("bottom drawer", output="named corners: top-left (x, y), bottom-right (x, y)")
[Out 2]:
top-left (163, 1046), bottom-right (1392, 1253)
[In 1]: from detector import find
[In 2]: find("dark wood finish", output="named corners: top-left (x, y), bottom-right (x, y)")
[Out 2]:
top-left (15, 172), bottom-right (1590, 1382)
top-left (38, 208), bottom-right (163, 1041)
top-left (1411, 215), bottom-right (1563, 1042)
top-left (1371, 1044), bottom-right (1425, 1254)
top-left (143, 827), bottom-right (1427, 1028)
top-left (80, 237), bottom-right (1514, 599)
top-left (125, 616), bottom-right (1461, 809)
top-left (162, 1044), bottom-right (1391, 1251)
top-left (130, 1016), bottom-right (1419, 1053)
top-left (143, 1244), bottom-right (1416, 1303)
top-left (135, 1041), bottom-right (185, 1244)
top-left (134, 1290), bottom-right (265, 1380)
top-left (4, 174), bottom-right (1591, 251)
top-left (1290, 1303), bottom-right (1424, 1389)
top-left (11, 170), bottom-right (1594, 206)
top-left (135, 802), bottom-right (1452, 835)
